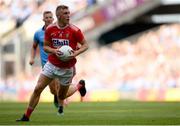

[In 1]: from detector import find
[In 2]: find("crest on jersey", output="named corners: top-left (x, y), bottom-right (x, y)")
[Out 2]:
top-left (65, 33), bottom-right (69, 38)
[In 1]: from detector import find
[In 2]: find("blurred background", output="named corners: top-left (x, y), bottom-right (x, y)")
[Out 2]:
top-left (1, 0), bottom-right (180, 102)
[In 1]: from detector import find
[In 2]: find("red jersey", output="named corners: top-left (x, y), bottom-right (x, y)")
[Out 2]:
top-left (45, 23), bottom-right (84, 68)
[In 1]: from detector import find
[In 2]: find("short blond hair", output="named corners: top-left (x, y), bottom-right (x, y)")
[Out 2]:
top-left (43, 11), bottom-right (52, 17)
top-left (55, 5), bottom-right (69, 16)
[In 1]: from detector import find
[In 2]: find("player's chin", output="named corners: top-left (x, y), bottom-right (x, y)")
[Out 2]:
top-left (47, 22), bottom-right (52, 25)
top-left (66, 19), bottom-right (70, 24)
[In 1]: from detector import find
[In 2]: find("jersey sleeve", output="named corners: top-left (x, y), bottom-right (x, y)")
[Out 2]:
top-left (33, 32), bottom-right (39, 44)
top-left (75, 29), bottom-right (85, 42)
top-left (44, 27), bottom-right (51, 42)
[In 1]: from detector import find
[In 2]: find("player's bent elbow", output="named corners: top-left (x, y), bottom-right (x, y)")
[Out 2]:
top-left (85, 44), bottom-right (89, 51)
top-left (43, 46), bottom-right (48, 53)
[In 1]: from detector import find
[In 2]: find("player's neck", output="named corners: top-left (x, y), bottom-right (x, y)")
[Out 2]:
top-left (57, 21), bottom-right (68, 28)
top-left (44, 25), bottom-right (47, 30)
top-left (44, 24), bottom-right (49, 30)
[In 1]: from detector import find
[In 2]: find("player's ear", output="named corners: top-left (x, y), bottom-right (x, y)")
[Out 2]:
top-left (58, 15), bottom-right (61, 19)
top-left (56, 13), bottom-right (61, 19)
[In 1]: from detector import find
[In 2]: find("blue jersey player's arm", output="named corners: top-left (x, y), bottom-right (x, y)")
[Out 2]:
top-left (29, 32), bottom-right (39, 65)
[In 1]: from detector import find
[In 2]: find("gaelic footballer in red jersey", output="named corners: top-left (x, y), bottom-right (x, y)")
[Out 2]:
top-left (43, 5), bottom-right (88, 115)
top-left (16, 5), bottom-right (88, 121)
top-left (45, 23), bottom-right (85, 68)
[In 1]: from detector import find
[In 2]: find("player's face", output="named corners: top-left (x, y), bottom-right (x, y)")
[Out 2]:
top-left (58, 9), bottom-right (70, 25)
top-left (43, 13), bottom-right (54, 26)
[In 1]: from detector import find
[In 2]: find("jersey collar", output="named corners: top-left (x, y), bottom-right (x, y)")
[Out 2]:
top-left (42, 26), bottom-right (45, 31)
top-left (56, 22), bottom-right (69, 29)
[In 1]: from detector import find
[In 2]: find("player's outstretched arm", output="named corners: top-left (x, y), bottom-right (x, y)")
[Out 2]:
top-left (29, 42), bottom-right (38, 65)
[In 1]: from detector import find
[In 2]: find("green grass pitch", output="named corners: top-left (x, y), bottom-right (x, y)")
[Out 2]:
top-left (0, 101), bottom-right (180, 125)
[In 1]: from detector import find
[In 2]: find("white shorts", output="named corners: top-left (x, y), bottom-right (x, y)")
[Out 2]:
top-left (41, 61), bottom-right (76, 86)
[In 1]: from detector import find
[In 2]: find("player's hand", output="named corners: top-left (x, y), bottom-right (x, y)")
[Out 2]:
top-left (68, 50), bottom-right (76, 59)
top-left (29, 59), bottom-right (34, 65)
top-left (55, 48), bottom-right (63, 57)
top-left (62, 50), bottom-right (75, 61)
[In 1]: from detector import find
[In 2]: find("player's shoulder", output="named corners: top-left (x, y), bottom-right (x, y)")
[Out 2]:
top-left (34, 27), bottom-right (43, 36)
top-left (35, 27), bottom-right (43, 33)
top-left (69, 24), bottom-right (81, 32)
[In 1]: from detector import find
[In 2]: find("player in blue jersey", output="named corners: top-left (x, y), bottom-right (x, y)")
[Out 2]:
top-left (29, 11), bottom-right (86, 108)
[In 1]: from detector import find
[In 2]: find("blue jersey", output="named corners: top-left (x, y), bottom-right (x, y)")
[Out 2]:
top-left (33, 27), bottom-right (48, 67)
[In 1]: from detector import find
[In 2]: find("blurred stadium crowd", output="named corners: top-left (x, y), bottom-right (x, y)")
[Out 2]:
top-left (0, 0), bottom-right (102, 36)
top-left (0, 0), bottom-right (101, 27)
top-left (1, 24), bottom-right (180, 102)
top-left (81, 24), bottom-right (180, 90)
